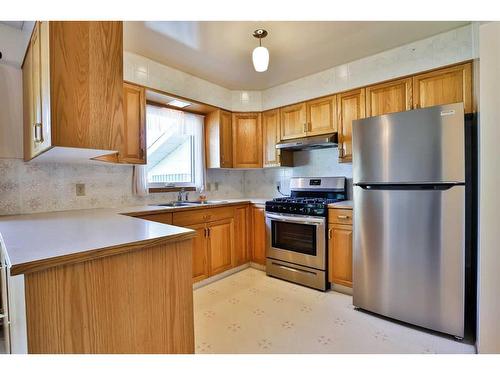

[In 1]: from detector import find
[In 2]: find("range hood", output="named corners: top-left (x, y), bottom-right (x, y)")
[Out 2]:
top-left (276, 133), bottom-right (338, 151)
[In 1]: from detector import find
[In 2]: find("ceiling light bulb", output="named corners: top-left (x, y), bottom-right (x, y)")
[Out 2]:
top-left (252, 46), bottom-right (269, 72)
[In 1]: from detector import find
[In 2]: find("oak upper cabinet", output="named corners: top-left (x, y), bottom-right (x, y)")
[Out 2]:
top-left (22, 21), bottom-right (124, 161)
top-left (251, 204), bottom-right (267, 265)
top-left (306, 95), bottom-right (338, 136)
top-left (205, 109), bottom-right (233, 168)
top-left (365, 78), bottom-right (412, 117)
top-left (337, 88), bottom-right (366, 163)
top-left (413, 62), bottom-right (472, 113)
top-left (234, 205), bottom-right (250, 266)
top-left (120, 83), bottom-right (146, 164)
top-left (208, 218), bottom-right (234, 275)
top-left (23, 21), bottom-right (51, 160)
top-left (280, 102), bottom-right (307, 140)
top-left (232, 112), bottom-right (262, 168)
top-left (262, 109), bottom-right (293, 168)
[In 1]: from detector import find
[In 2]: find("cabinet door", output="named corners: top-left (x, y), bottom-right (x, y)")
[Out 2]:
top-left (234, 205), bottom-right (250, 266)
top-left (220, 110), bottom-right (233, 168)
top-left (328, 224), bottom-right (353, 287)
top-left (280, 102), bottom-right (307, 140)
top-left (413, 63), bottom-right (472, 113)
top-left (50, 21), bottom-right (124, 150)
top-left (189, 223), bottom-right (209, 283)
top-left (232, 112), bottom-right (262, 168)
top-left (338, 89), bottom-right (365, 163)
top-left (208, 218), bottom-right (234, 276)
top-left (263, 109), bottom-right (280, 167)
top-left (120, 83), bottom-right (146, 164)
top-left (251, 205), bottom-right (267, 265)
top-left (365, 78), bottom-right (412, 117)
top-left (23, 22), bottom-right (51, 161)
top-left (306, 95), bottom-right (337, 136)
top-left (22, 27), bottom-right (35, 161)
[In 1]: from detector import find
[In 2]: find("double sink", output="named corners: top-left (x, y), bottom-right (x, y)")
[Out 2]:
top-left (153, 200), bottom-right (229, 208)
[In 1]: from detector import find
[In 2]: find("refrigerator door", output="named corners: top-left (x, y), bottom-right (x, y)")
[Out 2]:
top-left (353, 103), bottom-right (465, 184)
top-left (353, 184), bottom-right (465, 337)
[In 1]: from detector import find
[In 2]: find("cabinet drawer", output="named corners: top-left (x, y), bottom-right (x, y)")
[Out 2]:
top-left (173, 207), bottom-right (234, 226)
top-left (328, 208), bottom-right (353, 225)
top-left (137, 213), bottom-right (173, 225)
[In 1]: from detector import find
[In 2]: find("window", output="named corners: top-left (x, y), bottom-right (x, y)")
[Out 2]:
top-left (146, 105), bottom-right (205, 189)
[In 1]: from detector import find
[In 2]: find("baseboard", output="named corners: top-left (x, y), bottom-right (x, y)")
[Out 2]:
top-left (193, 263), bottom-right (251, 290)
top-left (249, 262), bottom-right (266, 271)
top-left (331, 283), bottom-right (353, 296)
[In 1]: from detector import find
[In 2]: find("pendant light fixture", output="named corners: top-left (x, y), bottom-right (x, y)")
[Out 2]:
top-left (252, 29), bottom-right (269, 72)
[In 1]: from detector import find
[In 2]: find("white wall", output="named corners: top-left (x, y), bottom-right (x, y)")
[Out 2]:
top-left (477, 21), bottom-right (500, 354)
top-left (262, 24), bottom-right (477, 109)
top-left (0, 64), bottom-right (23, 159)
top-left (124, 51), bottom-right (263, 112)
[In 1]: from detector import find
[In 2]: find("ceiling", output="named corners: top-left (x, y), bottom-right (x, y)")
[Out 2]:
top-left (0, 21), bottom-right (25, 30)
top-left (124, 21), bottom-right (470, 90)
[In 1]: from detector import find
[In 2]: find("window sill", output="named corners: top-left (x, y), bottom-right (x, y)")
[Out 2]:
top-left (148, 186), bottom-right (197, 194)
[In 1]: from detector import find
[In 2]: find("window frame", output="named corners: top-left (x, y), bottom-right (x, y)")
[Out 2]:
top-left (145, 104), bottom-right (201, 192)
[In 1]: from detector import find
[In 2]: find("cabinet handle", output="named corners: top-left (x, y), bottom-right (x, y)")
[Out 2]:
top-left (207, 227), bottom-right (210, 237)
top-left (328, 228), bottom-right (333, 239)
top-left (337, 215), bottom-right (349, 219)
top-left (204, 228), bottom-right (208, 237)
top-left (338, 146), bottom-right (344, 158)
top-left (34, 122), bottom-right (43, 143)
top-left (303, 123), bottom-right (307, 132)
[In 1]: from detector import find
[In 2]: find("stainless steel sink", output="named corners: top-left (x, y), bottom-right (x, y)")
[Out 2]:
top-left (152, 200), bottom-right (229, 207)
top-left (154, 202), bottom-right (196, 207)
top-left (184, 200), bottom-right (229, 205)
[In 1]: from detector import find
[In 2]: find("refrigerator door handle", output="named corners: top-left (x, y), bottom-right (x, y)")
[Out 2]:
top-left (355, 183), bottom-right (464, 191)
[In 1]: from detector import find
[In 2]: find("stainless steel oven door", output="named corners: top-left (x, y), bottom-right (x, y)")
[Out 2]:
top-left (265, 212), bottom-right (326, 270)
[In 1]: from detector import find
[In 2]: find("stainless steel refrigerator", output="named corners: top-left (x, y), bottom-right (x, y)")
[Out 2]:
top-left (352, 103), bottom-right (474, 339)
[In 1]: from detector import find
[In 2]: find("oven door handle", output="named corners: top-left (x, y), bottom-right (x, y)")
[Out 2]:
top-left (265, 213), bottom-right (325, 225)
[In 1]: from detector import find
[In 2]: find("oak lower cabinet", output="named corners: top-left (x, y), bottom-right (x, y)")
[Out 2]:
top-left (306, 95), bottom-right (338, 136)
top-left (413, 62), bottom-right (472, 113)
top-left (234, 205), bottom-right (250, 265)
top-left (251, 204), bottom-right (267, 265)
top-left (23, 21), bottom-right (126, 162)
top-left (262, 109), bottom-right (293, 168)
top-left (190, 223), bottom-right (210, 282)
top-left (172, 207), bottom-right (236, 282)
top-left (328, 208), bottom-right (353, 288)
top-left (232, 112), bottom-right (262, 168)
top-left (208, 218), bottom-right (234, 275)
top-left (365, 78), bottom-right (412, 117)
top-left (337, 89), bottom-right (366, 163)
top-left (205, 109), bottom-right (233, 168)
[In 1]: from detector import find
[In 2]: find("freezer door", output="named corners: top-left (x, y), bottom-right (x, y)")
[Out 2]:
top-left (353, 103), bottom-right (465, 184)
top-left (353, 185), bottom-right (465, 337)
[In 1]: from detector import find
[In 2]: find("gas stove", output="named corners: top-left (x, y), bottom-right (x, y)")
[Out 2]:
top-left (265, 177), bottom-right (347, 291)
top-left (265, 177), bottom-right (347, 217)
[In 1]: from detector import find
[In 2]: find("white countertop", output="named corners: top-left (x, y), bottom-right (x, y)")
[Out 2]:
top-left (0, 198), bottom-right (271, 275)
top-left (328, 200), bottom-right (353, 209)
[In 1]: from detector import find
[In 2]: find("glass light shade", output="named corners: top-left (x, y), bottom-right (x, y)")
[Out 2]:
top-left (252, 46), bottom-right (269, 72)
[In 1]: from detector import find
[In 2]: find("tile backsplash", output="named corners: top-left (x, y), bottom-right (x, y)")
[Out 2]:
top-left (0, 147), bottom-right (350, 216)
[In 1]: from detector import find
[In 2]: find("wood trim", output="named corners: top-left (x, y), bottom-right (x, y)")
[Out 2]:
top-left (10, 231), bottom-right (196, 276)
top-left (148, 186), bottom-right (197, 193)
top-left (146, 99), bottom-right (209, 117)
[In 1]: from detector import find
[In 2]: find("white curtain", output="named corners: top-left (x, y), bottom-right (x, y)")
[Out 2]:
top-left (132, 105), bottom-right (206, 195)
